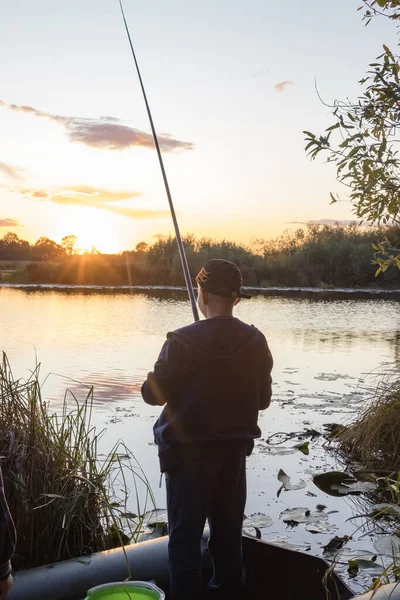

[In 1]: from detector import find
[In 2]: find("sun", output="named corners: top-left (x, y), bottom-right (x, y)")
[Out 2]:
top-left (58, 207), bottom-right (129, 254)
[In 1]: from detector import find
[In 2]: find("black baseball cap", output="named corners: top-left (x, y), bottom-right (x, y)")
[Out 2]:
top-left (195, 259), bottom-right (252, 300)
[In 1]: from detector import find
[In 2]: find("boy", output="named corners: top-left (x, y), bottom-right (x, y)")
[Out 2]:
top-left (0, 466), bottom-right (15, 600)
top-left (142, 259), bottom-right (273, 600)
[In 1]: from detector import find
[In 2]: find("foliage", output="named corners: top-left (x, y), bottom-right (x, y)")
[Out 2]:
top-left (304, 2), bottom-right (400, 272)
top-left (0, 353), bottom-right (154, 569)
top-left (1, 226), bottom-right (400, 288)
top-left (0, 233), bottom-right (31, 261)
top-left (361, 0), bottom-right (400, 24)
top-left (0, 233), bottom-right (75, 261)
top-left (61, 234), bottom-right (78, 256)
top-left (304, 44), bottom-right (400, 227)
top-left (338, 373), bottom-right (400, 471)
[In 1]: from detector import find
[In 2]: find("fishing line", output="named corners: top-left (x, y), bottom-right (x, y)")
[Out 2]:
top-left (118, 0), bottom-right (199, 322)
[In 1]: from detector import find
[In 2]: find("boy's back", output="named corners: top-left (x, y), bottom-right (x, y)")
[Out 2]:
top-left (142, 316), bottom-right (273, 472)
top-left (141, 259), bottom-right (273, 600)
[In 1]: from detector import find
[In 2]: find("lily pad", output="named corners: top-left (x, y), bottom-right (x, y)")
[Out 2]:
top-left (258, 445), bottom-right (297, 456)
top-left (305, 522), bottom-right (338, 534)
top-left (295, 441), bottom-right (310, 455)
top-left (142, 508), bottom-right (168, 528)
top-left (286, 480), bottom-right (307, 491)
top-left (313, 471), bottom-right (360, 497)
top-left (280, 507), bottom-right (329, 525)
top-left (277, 470), bottom-right (307, 497)
top-left (347, 558), bottom-right (384, 578)
top-left (322, 535), bottom-right (351, 552)
top-left (120, 512), bottom-right (138, 519)
top-left (325, 548), bottom-right (377, 563)
top-left (243, 513), bottom-right (273, 529)
top-left (278, 469), bottom-right (290, 485)
top-left (330, 481), bottom-right (376, 495)
top-left (266, 536), bottom-right (311, 552)
top-left (137, 526), bottom-right (166, 543)
top-left (242, 526), bottom-right (262, 539)
top-left (314, 373), bottom-right (355, 382)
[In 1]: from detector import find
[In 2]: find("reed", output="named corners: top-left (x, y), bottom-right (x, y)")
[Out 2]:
top-left (0, 353), bottom-right (154, 569)
top-left (338, 374), bottom-right (400, 472)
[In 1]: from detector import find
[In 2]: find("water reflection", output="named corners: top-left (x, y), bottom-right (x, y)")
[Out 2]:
top-left (1, 287), bottom-right (399, 407)
top-left (288, 327), bottom-right (400, 354)
top-left (51, 372), bottom-right (144, 407)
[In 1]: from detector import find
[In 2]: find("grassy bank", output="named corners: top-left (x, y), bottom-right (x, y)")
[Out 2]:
top-left (0, 354), bottom-right (153, 569)
top-left (338, 374), bottom-right (400, 473)
top-left (1, 224), bottom-right (400, 288)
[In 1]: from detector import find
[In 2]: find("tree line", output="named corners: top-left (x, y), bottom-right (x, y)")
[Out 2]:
top-left (1, 224), bottom-right (400, 288)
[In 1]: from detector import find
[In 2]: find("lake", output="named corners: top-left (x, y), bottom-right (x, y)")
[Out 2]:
top-left (1, 285), bottom-right (400, 592)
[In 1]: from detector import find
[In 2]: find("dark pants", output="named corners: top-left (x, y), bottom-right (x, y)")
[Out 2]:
top-left (165, 445), bottom-right (247, 600)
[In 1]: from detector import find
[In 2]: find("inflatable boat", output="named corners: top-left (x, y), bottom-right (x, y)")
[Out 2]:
top-left (8, 532), bottom-right (399, 600)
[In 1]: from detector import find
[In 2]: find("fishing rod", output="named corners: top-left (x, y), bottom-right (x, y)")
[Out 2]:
top-left (118, 0), bottom-right (200, 322)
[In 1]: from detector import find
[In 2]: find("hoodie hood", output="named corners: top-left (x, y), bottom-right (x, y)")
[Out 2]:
top-left (168, 317), bottom-right (263, 365)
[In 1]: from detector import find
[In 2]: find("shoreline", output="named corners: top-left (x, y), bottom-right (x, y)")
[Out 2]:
top-left (1, 282), bottom-right (400, 295)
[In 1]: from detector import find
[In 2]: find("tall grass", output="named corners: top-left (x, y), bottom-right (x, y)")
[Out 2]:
top-left (0, 353), bottom-right (154, 569)
top-left (338, 374), bottom-right (400, 472)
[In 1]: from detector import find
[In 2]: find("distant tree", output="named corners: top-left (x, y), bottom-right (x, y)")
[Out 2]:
top-left (0, 232), bottom-right (31, 260)
top-left (2, 232), bottom-right (21, 246)
top-left (61, 235), bottom-right (77, 256)
top-left (82, 246), bottom-right (100, 255)
top-left (135, 241), bottom-right (149, 253)
top-left (304, 0), bottom-right (400, 273)
top-left (33, 237), bottom-right (65, 261)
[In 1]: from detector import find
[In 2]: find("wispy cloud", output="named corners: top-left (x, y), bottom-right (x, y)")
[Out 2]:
top-left (253, 68), bottom-right (270, 78)
top-left (21, 186), bottom-right (169, 220)
top-left (0, 161), bottom-right (25, 180)
top-left (0, 100), bottom-right (194, 152)
top-left (274, 81), bottom-right (294, 93)
top-left (0, 218), bottom-right (21, 227)
top-left (285, 219), bottom-right (365, 226)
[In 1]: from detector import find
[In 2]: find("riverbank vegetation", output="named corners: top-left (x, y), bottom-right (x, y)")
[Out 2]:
top-left (0, 353), bottom-right (153, 569)
top-left (338, 373), bottom-right (400, 473)
top-left (1, 224), bottom-right (400, 288)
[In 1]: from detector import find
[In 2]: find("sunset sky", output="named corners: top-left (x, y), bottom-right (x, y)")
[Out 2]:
top-left (0, 0), bottom-right (397, 253)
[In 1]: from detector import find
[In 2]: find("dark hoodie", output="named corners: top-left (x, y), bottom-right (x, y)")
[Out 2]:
top-left (0, 466), bottom-right (16, 581)
top-left (141, 317), bottom-right (273, 472)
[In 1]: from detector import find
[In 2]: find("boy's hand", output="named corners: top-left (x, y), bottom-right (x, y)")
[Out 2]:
top-left (0, 574), bottom-right (13, 599)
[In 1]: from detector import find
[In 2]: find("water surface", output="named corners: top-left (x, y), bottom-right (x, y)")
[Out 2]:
top-left (1, 287), bottom-right (399, 592)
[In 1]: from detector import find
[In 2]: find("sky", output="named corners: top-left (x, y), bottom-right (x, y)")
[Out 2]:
top-left (0, 0), bottom-right (398, 253)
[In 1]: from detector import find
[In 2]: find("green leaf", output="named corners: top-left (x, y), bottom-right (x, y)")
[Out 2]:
top-left (378, 138), bottom-right (387, 159)
top-left (348, 147), bottom-right (359, 158)
top-left (296, 441), bottom-right (310, 455)
top-left (363, 160), bottom-right (372, 174)
top-left (326, 123), bottom-right (340, 132)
